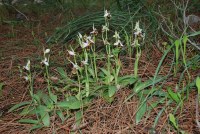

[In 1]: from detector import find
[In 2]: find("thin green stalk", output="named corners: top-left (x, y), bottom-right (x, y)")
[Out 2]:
top-left (84, 49), bottom-right (90, 97)
top-left (174, 39), bottom-right (180, 76)
top-left (91, 37), bottom-right (98, 82)
top-left (134, 40), bottom-right (141, 78)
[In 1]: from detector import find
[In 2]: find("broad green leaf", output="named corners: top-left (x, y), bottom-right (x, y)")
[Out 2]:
top-left (196, 77), bottom-right (200, 94)
top-left (167, 87), bottom-right (180, 103)
top-left (134, 77), bottom-right (165, 93)
top-left (108, 86), bottom-right (117, 97)
top-left (20, 106), bottom-right (36, 115)
top-left (88, 67), bottom-right (95, 78)
top-left (0, 82), bottom-right (4, 96)
top-left (102, 90), bottom-right (114, 103)
top-left (136, 101), bottom-right (147, 124)
top-left (112, 48), bottom-right (120, 56)
top-left (56, 110), bottom-right (65, 123)
top-left (30, 124), bottom-right (43, 132)
top-left (118, 76), bottom-right (137, 87)
top-left (129, 77), bottom-right (137, 85)
top-left (57, 99), bottom-right (82, 110)
top-left (148, 98), bottom-right (165, 111)
top-left (134, 82), bottom-right (147, 93)
top-left (100, 68), bottom-right (110, 76)
top-left (19, 119), bottom-right (38, 124)
top-left (33, 94), bottom-right (41, 104)
top-left (41, 94), bottom-right (53, 108)
top-left (49, 92), bottom-right (57, 103)
top-left (75, 111), bottom-right (82, 127)
top-left (57, 67), bottom-right (68, 79)
top-left (105, 75), bottom-right (114, 84)
top-left (37, 105), bottom-right (50, 127)
top-left (169, 113), bottom-right (178, 130)
top-left (76, 92), bottom-right (82, 100)
top-left (8, 101), bottom-right (31, 112)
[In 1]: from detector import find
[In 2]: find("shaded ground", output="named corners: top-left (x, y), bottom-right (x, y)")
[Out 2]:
top-left (0, 13), bottom-right (200, 134)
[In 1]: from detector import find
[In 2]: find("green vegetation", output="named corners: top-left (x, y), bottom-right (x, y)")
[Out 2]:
top-left (0, 0), bottom-right (199, 133)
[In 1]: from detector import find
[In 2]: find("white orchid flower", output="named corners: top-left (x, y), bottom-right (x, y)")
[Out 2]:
top-left (81, 40), bottom-right (90, 48)
top-left (23, 76), bottom-right (29, 81)
top-left (69, 60), bottom-right (79, 70)
top-left (23, 60), bottom-right (30, 71)
top-left (114, 40), bottom-right (123, 47)
top-left (81, 55), bottom-right (88, 65)
top-left (102, 25), bottom-right (109, 32)
top-left (41, 57), bottom-right (49, 66)
top-left (134, 21), bottom-right (142, 35)
top-left (44, 49), bottom-right (50, 54)
top-left (90, 24), bottom-right (98, 35)
top-left (104, 10), bottom-right (111, 19)
top-left (81, 59), bottom-right (88, 65)
top-left (67, 50), bottom-right (76, 56)
top-left (113, 31), bottom-right (120, 39)
top-left (132, 39), bottom-right (140, 47)
top-left (87, 36), bottom-right (94, 44)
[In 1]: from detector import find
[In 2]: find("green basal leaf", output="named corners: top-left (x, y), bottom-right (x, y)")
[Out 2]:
top-left (0, 82), bottom-right (4, 96)
top-left (56, 110), bottom-right (65, 123)
top-left (33, 94), bottom-right (41, 104)
top-left (49, 92), bottom-right (57, 103)
top-left (102, 90), bottom-right (114, 103)
top-left (108, 86), bottom-right (117, 97)
top-left (148, 98), bottom-right (165, 111)
top-left (19, 119), bottom-right (39, 124)
top-left (57, 67), bottom-right (68, 79)
top-left (167, 87), bottom-right (180, 103)
top-left (100, 68), bottom-right (110, 76)
top-left (134, 77), bottom-right (165, 93)
top-left (118, 76), bottom-right (137, 87)
top-left (128, 77), bottom-right (138, 85)
top-left (169, 113), bottom-right (178, 130)
top-left (30, 124), bottom-right (43, 132)
top-left (112, 48), bottom-right (120, 56)
top-left (20, 106), bottom-right (36, 115)
top-left (88, 67), bottom-right (95, 78)
top-left (41, 94), bottom-right (53, 108)
top-left (8, 101), bottom-right (31, 113)
top-left (105, 75), bottom-right (114, 84)
top-left (37, 105), bottom-right (50, 127)
top-left (136, 101), bottom-right (147, 124)
top-left (57, 98), bottom-right (82, 110)
top-left (75, 111), bottom-right (83, 127)
top-left (196, 77), bottom-right (200, 94)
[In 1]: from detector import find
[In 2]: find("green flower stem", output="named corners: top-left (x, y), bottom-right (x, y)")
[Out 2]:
top-left (84, 49), bottom-right (90, 97)
top-left (134, 40), bottom-right (141, 78)
top-left (28, 71), bottom-right (34, 98)
top-left (91, 37), bottom-right (98, 82)
top-left (114, 53), bottom-right (121, 86)
top-left (45, 56), bottom-right (51, 94)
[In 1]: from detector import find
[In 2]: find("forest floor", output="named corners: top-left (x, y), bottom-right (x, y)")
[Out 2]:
top-left (0, 13), bottom-right (200, 134)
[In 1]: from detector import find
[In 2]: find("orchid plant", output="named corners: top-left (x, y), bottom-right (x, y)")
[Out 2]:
top-left (9, 9), bottom-right (147, 131)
